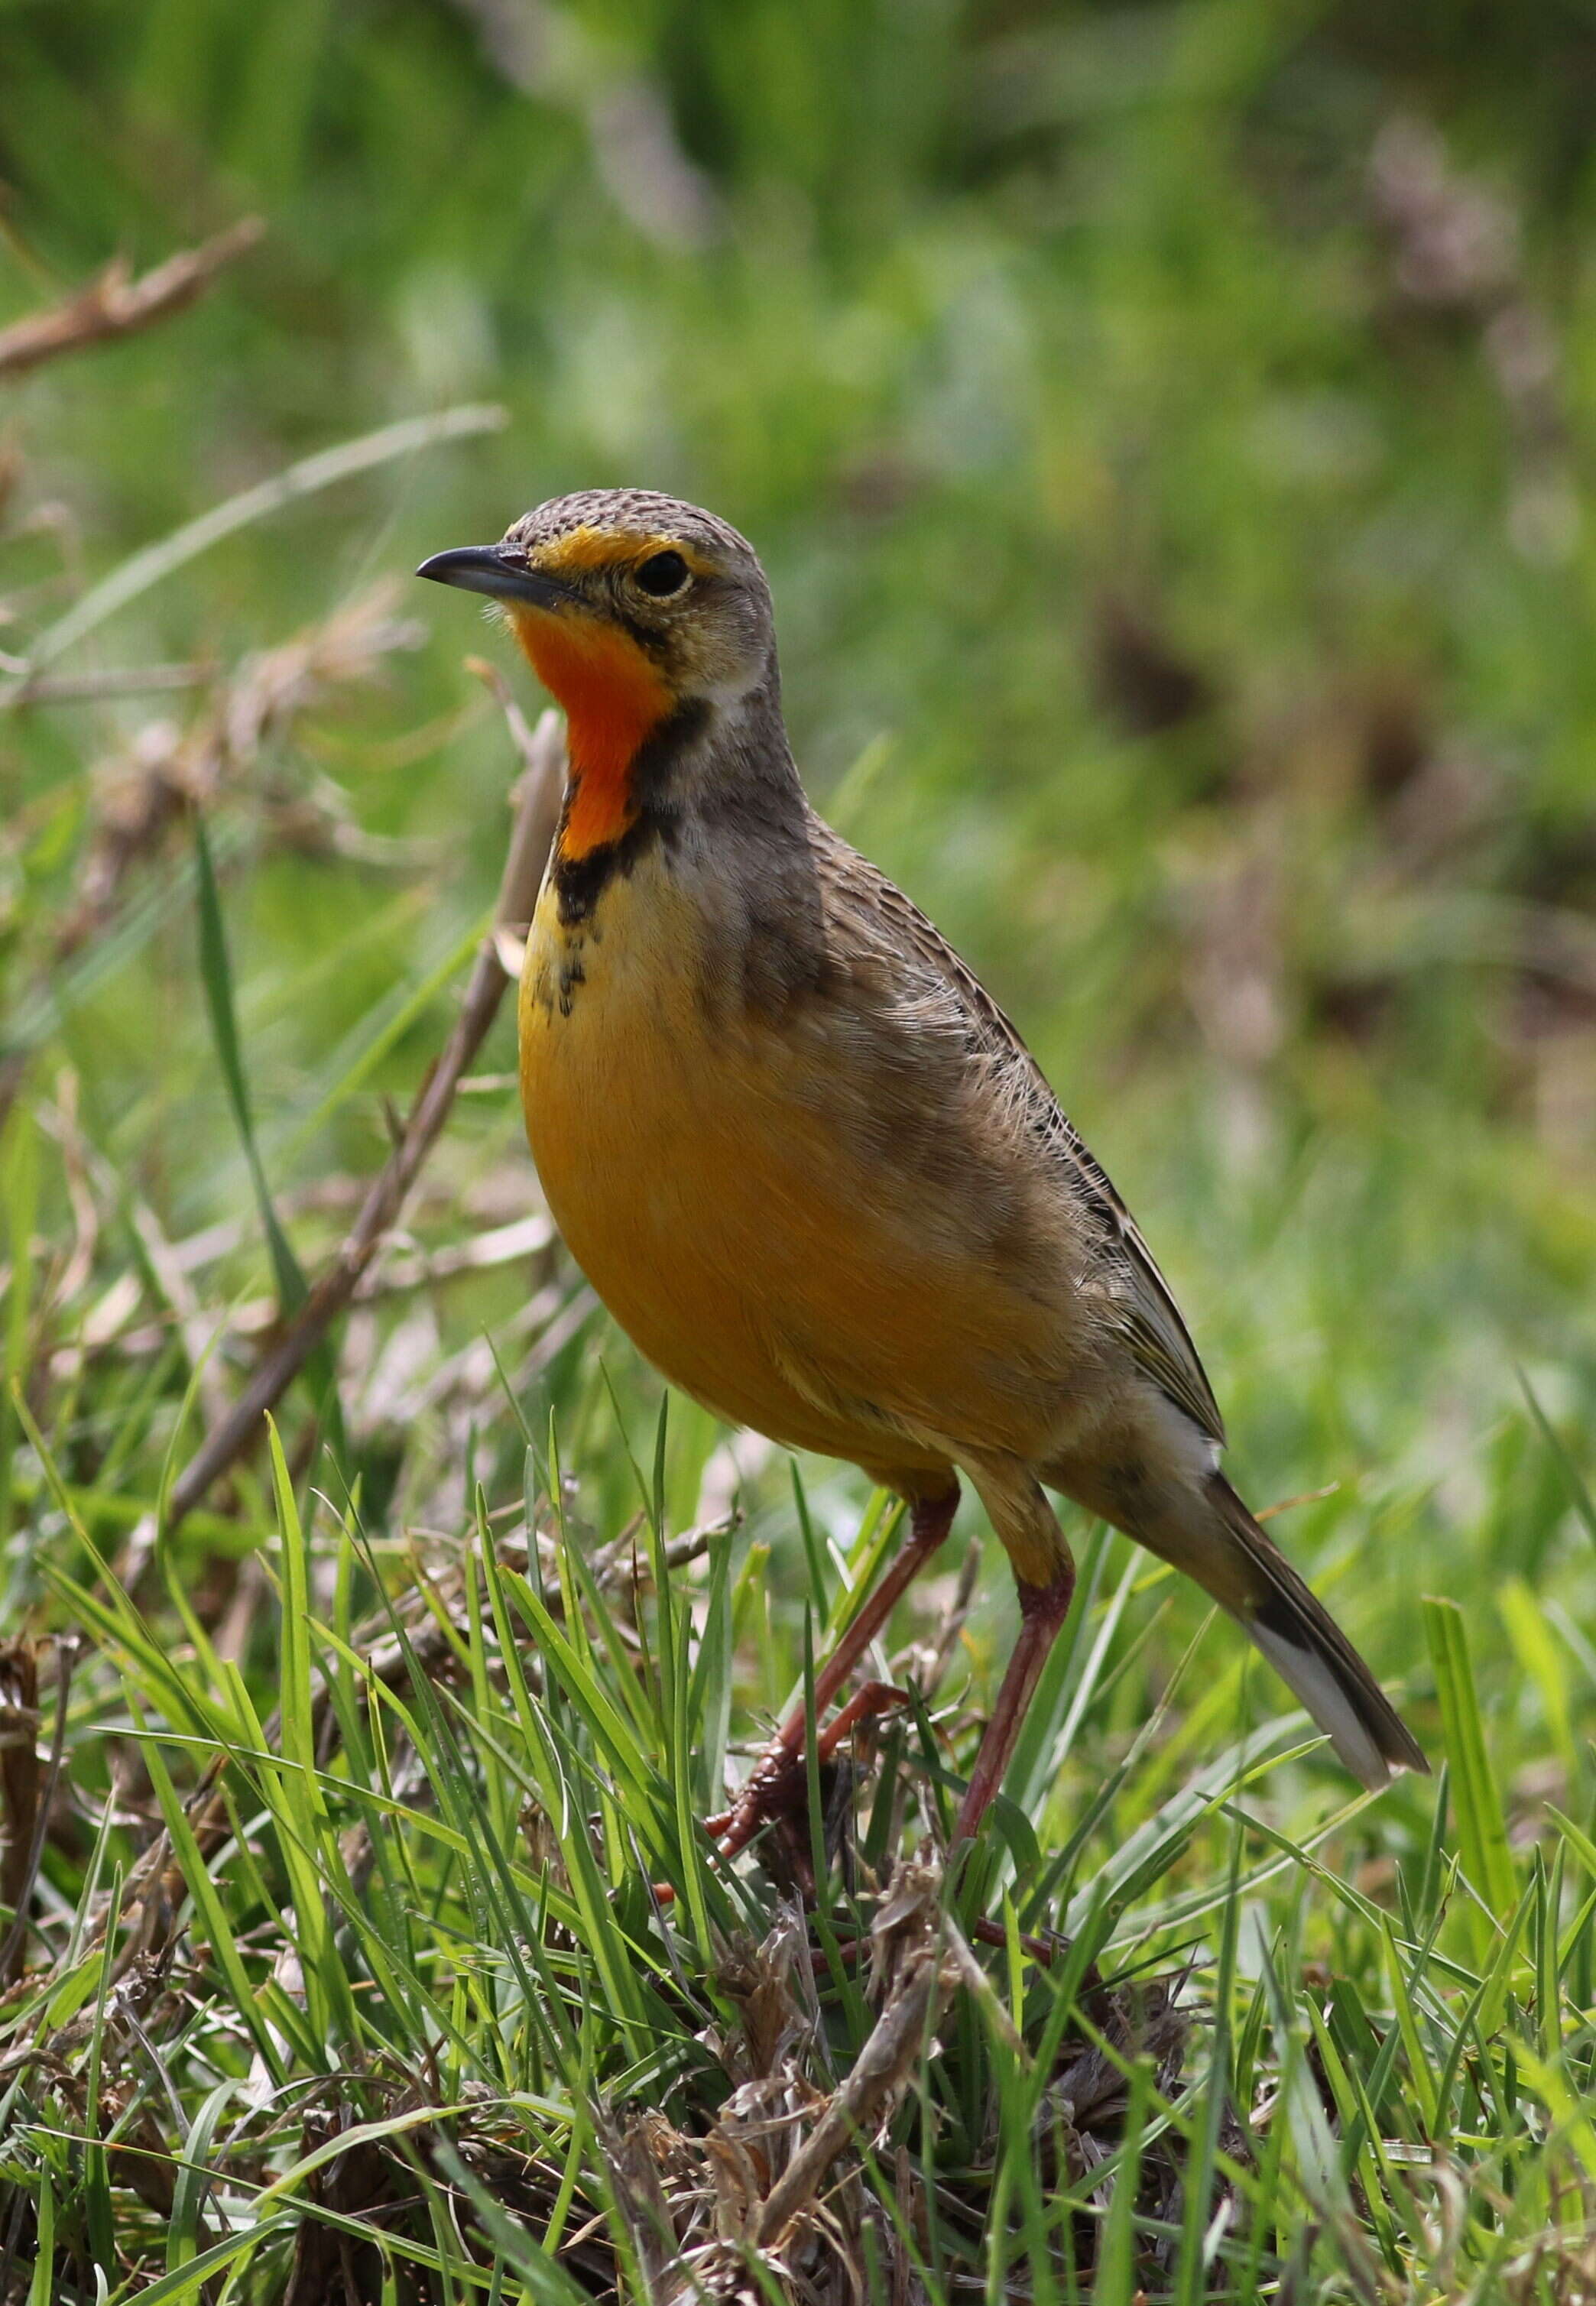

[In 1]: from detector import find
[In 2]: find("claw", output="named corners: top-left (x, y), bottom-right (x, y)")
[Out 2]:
top-left (651, 1678), bottom-right (914, 1905)
top-left (713, 1678), bottom-right (910, 1853)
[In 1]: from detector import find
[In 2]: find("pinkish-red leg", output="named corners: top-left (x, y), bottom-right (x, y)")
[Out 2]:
top-left (811, 1678), bottom-right (911, 1753)
top-left (952, 1560), bottom-right (1076, 1843)
top-left (711, 1485), bottom-right (958, 1860)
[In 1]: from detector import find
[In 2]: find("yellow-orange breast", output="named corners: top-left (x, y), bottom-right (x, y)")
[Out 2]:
top-left (516, 847), bottom-right (1072, 1488)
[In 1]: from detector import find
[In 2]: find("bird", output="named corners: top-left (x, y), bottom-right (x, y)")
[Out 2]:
top-left (417, 488), bottom-right (1426, 1860)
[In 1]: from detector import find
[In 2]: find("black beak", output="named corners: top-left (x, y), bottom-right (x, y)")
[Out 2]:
top-left (414, 544), bottom-right (573, 610)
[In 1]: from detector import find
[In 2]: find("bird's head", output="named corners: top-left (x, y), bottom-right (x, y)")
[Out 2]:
top-left (418, 489), bottom-right (778, 859)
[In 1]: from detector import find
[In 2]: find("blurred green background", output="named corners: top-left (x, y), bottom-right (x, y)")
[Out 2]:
top-left (4, 0), bottom-right (1595, 1777)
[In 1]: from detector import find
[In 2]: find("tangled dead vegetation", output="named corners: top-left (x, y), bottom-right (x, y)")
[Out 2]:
top-left (586, 1874), bottom-right (1191, 2303)
top-left (245, 1862), bottom-right (1197, 2306)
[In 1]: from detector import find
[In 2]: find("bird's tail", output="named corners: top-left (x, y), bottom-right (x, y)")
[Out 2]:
top-left (1148, 1473), bottom-right (1427, 1788)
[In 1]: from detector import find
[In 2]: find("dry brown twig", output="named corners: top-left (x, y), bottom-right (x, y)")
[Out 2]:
top-left (116, 702), bottom-right (566, 1583)
top-left (0, 219), bottom-right (264, 381)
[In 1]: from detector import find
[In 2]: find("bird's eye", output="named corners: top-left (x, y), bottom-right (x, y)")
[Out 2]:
top-left (634, 549), bottom-right (690, 598)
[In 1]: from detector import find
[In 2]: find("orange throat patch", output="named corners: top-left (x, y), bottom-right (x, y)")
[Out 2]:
top-left (509, 604), bottom-right (673, 858)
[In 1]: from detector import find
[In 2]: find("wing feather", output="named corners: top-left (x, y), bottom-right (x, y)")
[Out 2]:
top-left (811, 816), bottom-right (1227, 1450)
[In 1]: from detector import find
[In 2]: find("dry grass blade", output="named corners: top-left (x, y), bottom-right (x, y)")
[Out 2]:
top-left (6, 663), bottom-right (212, 704)
top-left (118, 705), bottom-right (566, 1573)
top-left (0, 219), bottom-right (264, 380)
top-left (0, 401), bottom-right (505, 699)
top-left (750, 1865), bottom-right (958, 2252)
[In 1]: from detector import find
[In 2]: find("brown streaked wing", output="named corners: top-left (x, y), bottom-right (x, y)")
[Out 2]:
top-left (810, 816), bottom-right (1228, 1451)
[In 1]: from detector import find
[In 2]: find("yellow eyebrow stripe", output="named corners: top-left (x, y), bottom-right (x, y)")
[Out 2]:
top-left (537, 526), bottom-right (715, 578)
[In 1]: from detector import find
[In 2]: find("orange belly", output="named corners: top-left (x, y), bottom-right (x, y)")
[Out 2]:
top-left (517, 853), bottom-right (1062, 1487)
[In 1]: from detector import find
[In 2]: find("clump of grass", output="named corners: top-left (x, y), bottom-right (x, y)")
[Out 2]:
top-left (4, 1378), bottom-right (1596, 2303)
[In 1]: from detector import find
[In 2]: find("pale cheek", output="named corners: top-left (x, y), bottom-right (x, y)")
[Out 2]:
top-left (682, 631), bottom-right (763, 708)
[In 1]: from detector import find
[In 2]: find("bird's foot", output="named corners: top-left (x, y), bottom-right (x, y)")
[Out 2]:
top-left (706, 1678), bottom-right (910, 1851)
top-left (650, 1678), bottom-right (911, 1908)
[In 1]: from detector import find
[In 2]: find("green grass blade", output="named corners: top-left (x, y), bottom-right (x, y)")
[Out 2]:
top-left (193, 816), bottom-right (306, 1318)
top-left (1424, 1594), bottom-right (1515, 1925)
